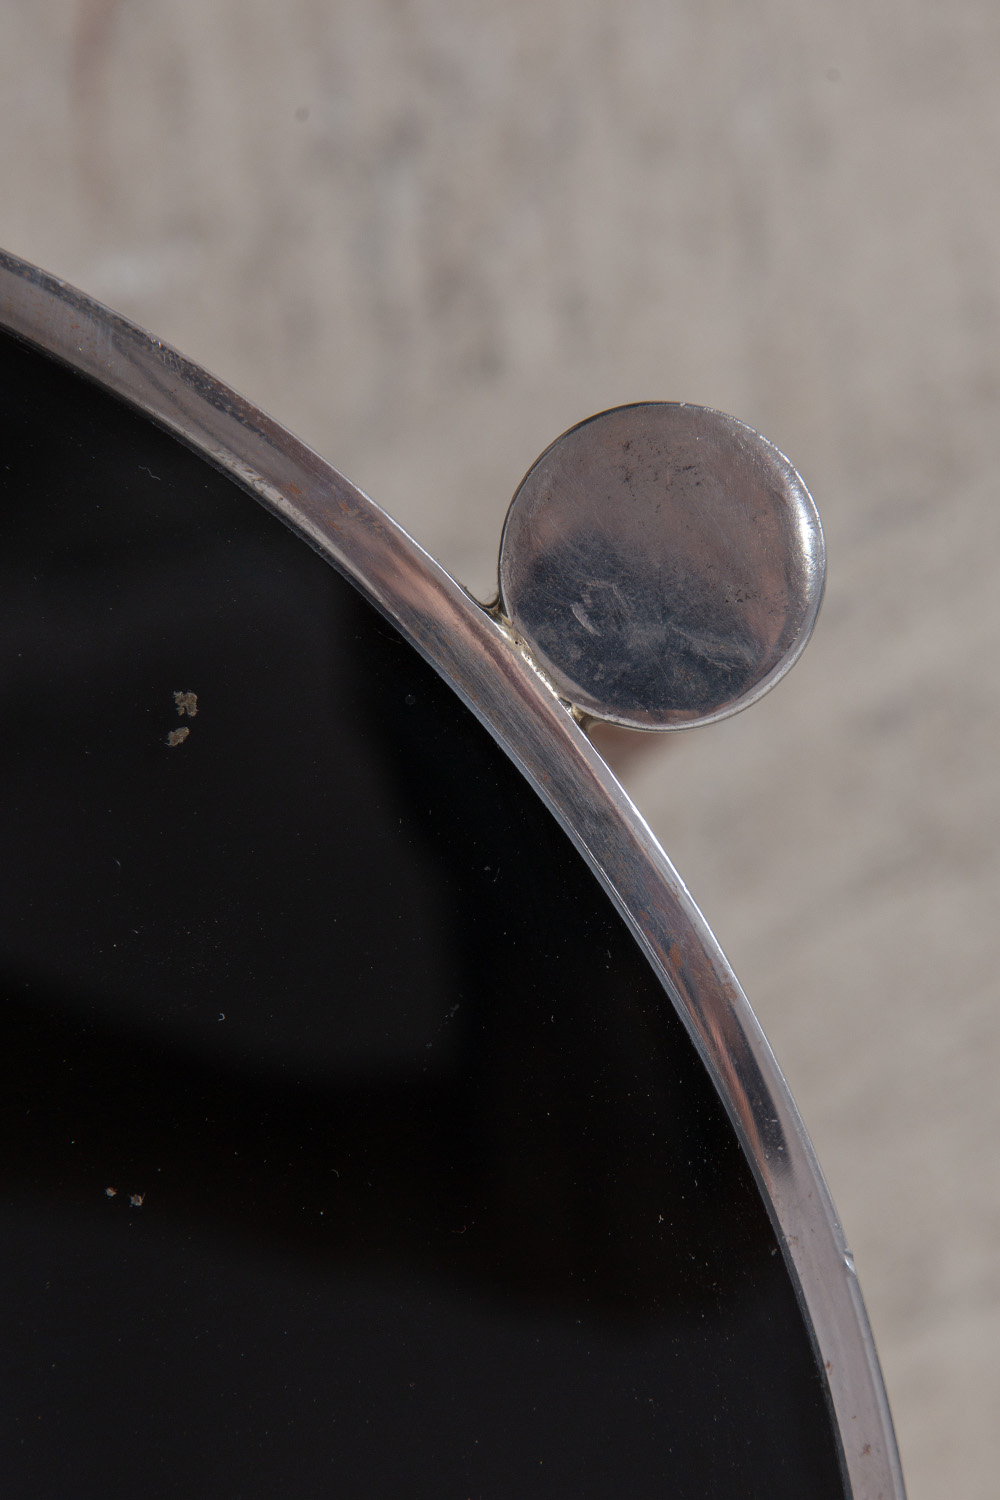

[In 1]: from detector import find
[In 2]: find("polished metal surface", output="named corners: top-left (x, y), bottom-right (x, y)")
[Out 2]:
top-left (0, 248), bottom-right (904, 1500)
top-left (499, 403), bottom-right (824, 729)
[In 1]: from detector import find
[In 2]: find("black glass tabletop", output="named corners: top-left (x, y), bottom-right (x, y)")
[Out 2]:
top-left (1, 324), bottom-right (848, 1499)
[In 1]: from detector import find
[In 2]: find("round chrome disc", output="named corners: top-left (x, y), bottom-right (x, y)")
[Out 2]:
top-left (498, 402), bottom-right (825, 730)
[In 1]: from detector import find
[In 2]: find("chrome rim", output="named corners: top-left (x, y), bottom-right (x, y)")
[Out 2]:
top-left (0, 247), bottom-right (904, 1500)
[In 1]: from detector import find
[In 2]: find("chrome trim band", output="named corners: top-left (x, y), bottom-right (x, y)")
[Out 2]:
top-left (0, 248), bottom-right (904, 1500)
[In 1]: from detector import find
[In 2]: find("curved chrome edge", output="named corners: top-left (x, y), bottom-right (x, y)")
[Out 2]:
top-left (0, 248), bottom-right (904, 1500)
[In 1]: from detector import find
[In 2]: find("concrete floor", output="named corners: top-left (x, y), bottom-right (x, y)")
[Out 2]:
top-left (3, 3), bottom-right (1000, 1494)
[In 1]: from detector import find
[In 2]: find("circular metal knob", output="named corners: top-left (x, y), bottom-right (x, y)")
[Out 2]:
top-left (498, 403), bottom-right (824, 730)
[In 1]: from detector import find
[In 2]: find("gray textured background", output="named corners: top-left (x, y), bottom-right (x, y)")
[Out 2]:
top-left (3, 3), bottom-right (999, 1494)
